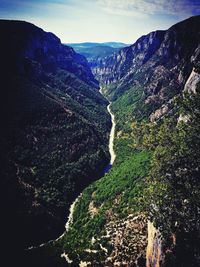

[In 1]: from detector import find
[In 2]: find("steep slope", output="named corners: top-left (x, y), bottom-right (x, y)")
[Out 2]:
top-left (94, 16), bottom-right (200, 122)
top-left (0, 20), bottom-right (111, 260)
top-left (89, 15), bottom-right (200, 266)
top-left (26, 15), bottom-right (200, 267)
top-left (145, 52), bottom-right (200, 267)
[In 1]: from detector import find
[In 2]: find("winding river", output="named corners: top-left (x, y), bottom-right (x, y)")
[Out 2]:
top-left (107, 103), bottom-right (116, 165)
top-left (61, 97), bottom-right (116, 266)
top-left (27, 92), bottom-right (116, 250)
top-left (60, 96), bottom-right (116, 239)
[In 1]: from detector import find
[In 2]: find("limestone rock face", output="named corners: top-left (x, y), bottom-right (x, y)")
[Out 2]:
top-left (184, 46), bottom-right (200, 94)
top-left (149, 103), bottom-right (170, 122)
top-left (93, 15), bottom-right (200, 113)
top-left (183, 68), bottom-right (200, 94)
top-left (146, 221), bottom-right (163, 267)
top-left (93, 30), bottom-right (165, 86)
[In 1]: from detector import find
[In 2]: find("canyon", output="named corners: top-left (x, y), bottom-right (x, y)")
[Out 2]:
top-left (1, 15), bottom-right (200, 267)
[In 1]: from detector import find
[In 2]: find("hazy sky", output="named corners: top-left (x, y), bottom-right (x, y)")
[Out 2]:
top-left (0, 0), bottom-right (199, 44)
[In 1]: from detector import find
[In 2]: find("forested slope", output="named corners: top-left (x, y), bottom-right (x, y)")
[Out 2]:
top-left (0, 20), bottom-right (110, 261)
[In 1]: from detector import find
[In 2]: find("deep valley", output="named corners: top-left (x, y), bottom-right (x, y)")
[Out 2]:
top-left (1, 15), bottom-right (200, 267)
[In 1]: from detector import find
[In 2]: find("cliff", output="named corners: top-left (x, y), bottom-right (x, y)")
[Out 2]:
top-left (146, 221), bottom-right (163, 267)
top-left (93, 16), bottom-right (200, 121)
top-left (145, 38), bottom-right (200, 267)
top-left (93, 30), bottom-right (165, 87)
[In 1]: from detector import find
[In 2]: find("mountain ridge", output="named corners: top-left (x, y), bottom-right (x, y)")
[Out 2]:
top-left (67, 42), bottom-right (129, 48)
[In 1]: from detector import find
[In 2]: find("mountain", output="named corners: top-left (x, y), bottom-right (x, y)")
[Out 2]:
top-left (67, 42), bottom-right (128, 49)
top-left (69, 45), bottom-right (117, 64)
top-left (0, 19), bottom-right (111, 263)
top-left (102, 42), bottom-right (130, 48)
top-left (24, 15), bottom-right (200, 267)
top-left (67, 42), bottom-right (129, 68)
top-left (93, 16), bottom-right (200, 123)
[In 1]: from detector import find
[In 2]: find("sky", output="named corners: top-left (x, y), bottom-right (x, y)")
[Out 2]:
top-left (0, 0), bottom-right (199, 44)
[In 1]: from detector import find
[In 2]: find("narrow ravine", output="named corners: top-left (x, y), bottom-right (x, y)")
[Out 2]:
top-left (27, 92), bottom-right (116, 251)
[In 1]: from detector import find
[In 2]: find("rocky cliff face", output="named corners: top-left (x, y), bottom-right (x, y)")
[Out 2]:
top-left (93, 16), bottom-right (200, 119)
top-left (0, 20), bottom-right (110, 263)
top-left (150, 42), bottom-right (200, 122)
top-left (93, 30), bottom-right (165, 86)
top-left (184, 45), bottom-right (200, 94)
top-left (146, 221), bottom-right (163, 267)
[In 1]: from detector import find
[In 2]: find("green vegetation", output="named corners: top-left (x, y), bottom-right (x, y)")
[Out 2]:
top-left (142, 92), bottom-right (200, 266)
top-left (23, 77), bottom-right (200, 267)
top-left (31, 83), bottom-right (153, 265)
top-left (54, 150), bottom-right (151, 263)
top-left (50, 86), bottom-right (200, 266)
top-left (0, 19), bottom-right (111, 253)
top-left (24, 80), bottom-right (154, 265)
top-left (3, 18), bottom-right (200, 267)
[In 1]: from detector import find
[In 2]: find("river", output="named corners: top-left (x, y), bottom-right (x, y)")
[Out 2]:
top-left (27, 93), bottom-right (116, 250)
top-left (59, 96), bottom-right (116, 240)
top-left (107, 103), bottom-right (116, 165)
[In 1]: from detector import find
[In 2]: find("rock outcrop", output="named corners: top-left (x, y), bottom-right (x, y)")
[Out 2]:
top-left (90, 15), bottom-right (200, 267)
top-left (146, 221), bottom-right (163, 267)
top-left (184, 45), bottom-right (200, 94)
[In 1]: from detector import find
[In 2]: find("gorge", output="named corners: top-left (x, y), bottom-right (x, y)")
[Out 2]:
top-left (1, 15), bottom-right (200, 267)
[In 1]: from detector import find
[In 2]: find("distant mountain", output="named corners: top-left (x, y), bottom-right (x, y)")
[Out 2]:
top-left (67, 42), bottom-right (128, 49)
top-left (103, 42), bottom-right (130, 48)
top-left (67, 42), bottom-right (129, 67)
top-left (0, 19), bottom-right (110, 263)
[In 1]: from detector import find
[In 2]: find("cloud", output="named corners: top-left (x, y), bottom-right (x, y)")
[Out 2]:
top-left (97, 0), bottom-right (200, 18)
